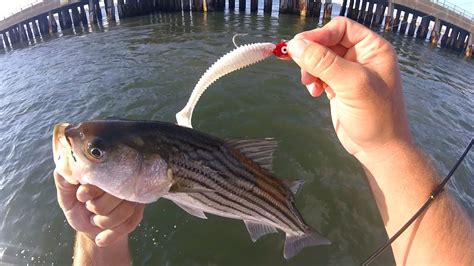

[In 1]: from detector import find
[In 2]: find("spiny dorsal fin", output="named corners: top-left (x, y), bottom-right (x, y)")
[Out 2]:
top-left (226, 138), bottom-right (277, 171)
top-left (280, 179), bottom-right (305, 195)
top-left (243, 220), bottom-right (278, 242)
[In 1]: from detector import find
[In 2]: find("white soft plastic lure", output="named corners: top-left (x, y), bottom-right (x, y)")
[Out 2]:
top-left (176, 41), bottom-right (289, 128)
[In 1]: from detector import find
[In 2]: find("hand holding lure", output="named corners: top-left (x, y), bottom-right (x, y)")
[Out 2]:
top-left (176, 40), bottom-right (289, 128)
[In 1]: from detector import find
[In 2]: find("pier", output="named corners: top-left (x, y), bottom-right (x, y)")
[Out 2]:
top-left (0, 0), bottom-right (472, 57)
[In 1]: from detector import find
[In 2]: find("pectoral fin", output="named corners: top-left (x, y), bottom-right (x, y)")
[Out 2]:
top-left (243, 220), bottom-right (278, 242)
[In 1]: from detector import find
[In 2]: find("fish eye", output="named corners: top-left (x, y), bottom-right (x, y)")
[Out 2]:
top-left (89, 147), bottom-right (104, 159)
top-left (281, 46), bottom-right (288, 54)
top-left (86, 138), bottom-right (107, 161)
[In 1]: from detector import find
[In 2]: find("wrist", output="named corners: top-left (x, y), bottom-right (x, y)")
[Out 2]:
top-left (354, 138), bottom-right (415, 169)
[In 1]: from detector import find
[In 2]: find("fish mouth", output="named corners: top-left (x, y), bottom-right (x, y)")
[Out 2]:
top-left (52, 123), bottom-right (79, 184)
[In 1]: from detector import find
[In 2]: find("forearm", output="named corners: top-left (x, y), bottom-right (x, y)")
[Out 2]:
top-left (357, 141), bottom-right (473, 265)
top-left (73, 232), bottom-right (131, 266)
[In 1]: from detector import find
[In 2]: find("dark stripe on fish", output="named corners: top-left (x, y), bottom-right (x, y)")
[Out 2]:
top-left (173, 162), bottom-right (304, 232)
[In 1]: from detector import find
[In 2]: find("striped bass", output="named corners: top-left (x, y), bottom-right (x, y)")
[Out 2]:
top-left (52, 119), bottom-right (330, 259)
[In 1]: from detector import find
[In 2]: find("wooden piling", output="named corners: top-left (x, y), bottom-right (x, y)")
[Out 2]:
top-left (339, 0), bottom-right (347, 16)
top-left (363, 1), bottom-right (373, 26)
top-left (48, 12), bottom-right (58, 33)
top-left (416, 16), bottom-right (428, 39)
top-left (346, 0), bottom-right (354, 18)
top-left (71, 7), bottom-right (82, 27)
top-left (89, 0), bottom-right (97, 24)
top-left (17, 24), bottom-right (26, 43)
top-left (95, 0), bottom-right (103, 22)
top-left (38, 17), bottom-right (48, 35)
top-left (455, 31), bottom-right (466, 51)
top-left (430, 18), bottom-right (440, 44)
top-left (399, 10), bottom-right (409, 34)
top-left (357, 0), bottom-right (367, 23)
top-left (0, 33), bottom-right (4, 50)
top-left (229, 0), bottom-right (235, 11)
top-left (31, 20), bottom-right (40, 37)
top-left (183, 0), bottom-right (191, 11)
top-left (240, 0), bottom-right (246, 12)
top-left (323, 0), bottom-right (332, 22)
top-left (263, 0), bottom-right (272, 13)
top-left (407, 14), bottom-right (417, 37)
top-left (79, 5), bottom-right (88, 26)
top-left (251, 0), bottom-right (258, 13)
top-left (384, 0), bottom-right (393, 32)
top-left (61, 9), bottom-right (73, 29)
top-left (25, 23), bottom-right (34, 40)
top-left (465, 33), bottom-right (473, 57)
top-left (104, 0), bottom-right (116, 21)
top-left (193, 0), bottom-right (204, 11)
top-left (392, 7), bottom-right (401, 32)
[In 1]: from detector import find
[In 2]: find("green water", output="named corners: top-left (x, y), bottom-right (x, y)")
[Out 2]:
top-left (0, 10), bottom-right (472, 266)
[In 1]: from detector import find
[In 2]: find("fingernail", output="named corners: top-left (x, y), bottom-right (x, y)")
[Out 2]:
top-left (306, 83), bottom-right (315, 96)
top-left (90, 215), bottom-right (96, 226)
top-left (288, 38), bottom-right (310, 60)
top-left (85, 200), bottom-right (92, 211)
top-left (95, 235), bottom-right (103, 246)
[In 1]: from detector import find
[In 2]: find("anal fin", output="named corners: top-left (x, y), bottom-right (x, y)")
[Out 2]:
top-left (174, 202), bottom-right (208, 219)
top-left (283, 230), bottom-right (331, 260)
top-left (244, 220), bottom-right (278, 242)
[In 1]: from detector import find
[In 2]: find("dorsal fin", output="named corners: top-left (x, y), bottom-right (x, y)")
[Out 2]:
top-left (226, 138), bottom-right (277, 171)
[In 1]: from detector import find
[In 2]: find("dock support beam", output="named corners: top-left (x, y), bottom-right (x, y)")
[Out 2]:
top-left (465, 33), bottom-right (473, 57)
top-left (89, 0), bottom-right (97, 24)
top-left (407, 14), bottom-right (417, 37)
top-left (240, 0), bottom-right (246, 12)
top-left (430, 18), bottom-right (440, 45)
top-left (340, 0), bottom-right (347, 16)
top-left (25, 23), bottom-right (34, 41)
top-left (323, 0), bottom-right (332, 22)
top-left (251, 0), bottom-right (258, 12)
top-left (105, 0), bottom-right (116, 20)
top-left (79, 5), bottom-right (88, 26)
top-left (263, 0), bottom-right (272, 13)
top-left (49, 12), bottom-right (58, 33)
top-left (416, 16), bottom-right (429, 39)
top-left (358, 0), bottom-right (367, 23)
top-left (0, 33), bottom-right (4, 50)
top-left (352, 0), bottom-right (360, 20)
top-left (384, 0), bottom-right (393, 32)
top-left (71, 7), bottom-right (82, 27)
top-left (392, 8), bottom-right (401, 32)
top-left (363, 1), bottom-right (373, 26)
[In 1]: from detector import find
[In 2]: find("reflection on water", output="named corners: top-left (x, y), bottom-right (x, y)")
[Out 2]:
top-left (0, 10), bottom-right (472, 266)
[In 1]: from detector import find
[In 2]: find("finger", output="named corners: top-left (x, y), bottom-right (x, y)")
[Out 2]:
top-left (91, 201), bottom-right (137, 229)
top-left (306, 81), bottom-right (325, 97)
top-left (54, 170), bottom-right (79, 211)
top-left (301, 69), bottom-right (318, 85)
top-left (95, 204), bottom-right (145, 247)
top-left (85, 193), bottom-right (123, 215)
top-left (77, 184), bottom-right (105, 203)
top-left (288, 38), bottom-right (366, 95)
top-left (329, 44), bottom-right (348, 58)
top-left (294, 16), bottom-right (374, 49)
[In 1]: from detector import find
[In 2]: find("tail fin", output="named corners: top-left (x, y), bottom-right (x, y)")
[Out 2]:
top-left (283, 230), bottom-right (331, 260)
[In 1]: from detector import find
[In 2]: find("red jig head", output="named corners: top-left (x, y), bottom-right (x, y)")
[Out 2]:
top-left (273, 40), bottom-right (290, 60)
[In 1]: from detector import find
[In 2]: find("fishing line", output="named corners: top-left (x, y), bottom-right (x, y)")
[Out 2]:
top-left (361, 138), bottom-right (473, 265)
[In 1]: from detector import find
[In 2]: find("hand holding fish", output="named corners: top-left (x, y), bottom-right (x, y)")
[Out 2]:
top-left (54, 171), bottom-right (143, 264)
top-left (288, 17), bottom-right (472, 265)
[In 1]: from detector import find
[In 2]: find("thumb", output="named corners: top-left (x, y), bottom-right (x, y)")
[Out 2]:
top-left (287, 38), bottom-right (365, 95)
